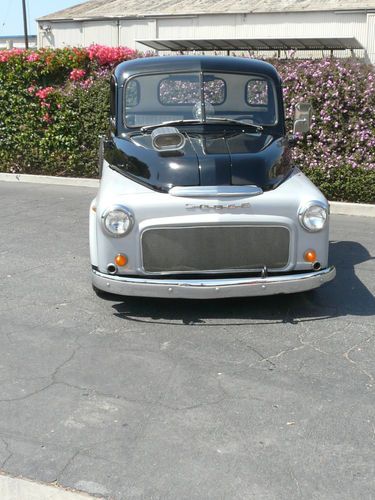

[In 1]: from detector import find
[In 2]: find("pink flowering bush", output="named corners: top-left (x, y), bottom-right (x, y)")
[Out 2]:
top-left (0, 45), bottom-right (140, 177)
top-left (0, 48), bottom-right (24, 62)
top-left (0, 46), bottom-right (374, 201)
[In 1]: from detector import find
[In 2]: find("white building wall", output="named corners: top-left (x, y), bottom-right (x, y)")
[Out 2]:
top-left (367, 14), bottom-right (375, 63)
top-left (157, 11), bottom-right (367, 47)
top-left (119, 19), bottom-right (156, 51)
top-left (83, 21), bottom-right (119, 46)
top-left (39, 22), bottom-right (83, 48)
top-left (0, 37), bottom-right (37, 49)
top-left (38, 10), bottom-right (374, 63)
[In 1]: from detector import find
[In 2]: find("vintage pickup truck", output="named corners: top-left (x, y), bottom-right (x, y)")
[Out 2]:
top-left (90, 55), bottom-right (335, 299)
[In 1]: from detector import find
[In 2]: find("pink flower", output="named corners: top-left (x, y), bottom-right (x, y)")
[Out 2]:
top-left (26, 52), bottom-right (40, 62)
top-left (42, 113), bottom-right (52, 123)
top-left (27, 86), bottom-right (35, 94)
top-left (69, 68), bottom-right (86, 81)
top-left (35, 87), bottom-right (54, 100)
top-left (87, 44), bottom-right (138, 66)
top-left (0, 48), bottom-right (24, 62)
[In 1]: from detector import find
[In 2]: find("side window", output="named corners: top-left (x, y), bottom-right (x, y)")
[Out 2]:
top-left (246, 79), bottom-right (269, 106)
top-left (125, 79), bottom-right (140, 107)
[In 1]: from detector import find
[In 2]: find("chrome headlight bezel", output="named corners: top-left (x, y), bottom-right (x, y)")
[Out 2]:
top-left (101, 205), bottom-right (134, 237)
top-left (298, 201), bottom-right (328, 232)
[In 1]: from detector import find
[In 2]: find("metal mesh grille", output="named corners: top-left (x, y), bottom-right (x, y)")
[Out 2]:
top-left (142, 225), bottom-right (290, 273)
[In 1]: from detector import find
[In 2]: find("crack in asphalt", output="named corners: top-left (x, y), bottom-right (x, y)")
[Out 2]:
top-left (343, 334), bottom-right (375, 387)
top-left (260, 345), bottom-right (305, 364)
top-left (289, 466), bottom-right (303, 498)
top-left (56, 450), bottom-right (81, 482)
top-left (231, 320), bottom-right (375, 392)
top-left (0, 343), bottom-right (82, 403)
top-left (297, 332), bottom-right (329, 355)
top-left (0, 437), bottom-right (12, 470)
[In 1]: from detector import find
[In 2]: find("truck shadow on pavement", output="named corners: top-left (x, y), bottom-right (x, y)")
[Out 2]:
top-left (111, 240), bottom-right (375, 325)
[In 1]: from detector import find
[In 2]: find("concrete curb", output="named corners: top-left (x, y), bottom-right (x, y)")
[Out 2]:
top-left (0, 172), bottom-right (99, 188)
top-left (1, 172), bottom-right (374, 217)
top-left (329, 201), bottom-right (375, 217)
top-left (0, 473), bottom-right (103, 500)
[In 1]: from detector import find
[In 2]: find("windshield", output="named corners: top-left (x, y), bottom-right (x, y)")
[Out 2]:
top-left (124, 71), bottom-right (277, 128)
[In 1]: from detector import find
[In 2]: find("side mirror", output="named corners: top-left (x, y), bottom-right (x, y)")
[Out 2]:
top-left (293, 102), bottom-right (312, 135)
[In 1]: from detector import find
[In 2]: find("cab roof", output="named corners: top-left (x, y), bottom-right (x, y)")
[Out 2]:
top-left (114, 55), bottom-right (281, 85)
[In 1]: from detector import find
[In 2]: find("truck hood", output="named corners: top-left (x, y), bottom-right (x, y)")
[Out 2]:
top-left (104, 130), bottom-right (292, 193)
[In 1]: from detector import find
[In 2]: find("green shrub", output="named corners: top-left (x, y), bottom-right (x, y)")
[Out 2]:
top-left (304, 165), bottom-right (375, 203)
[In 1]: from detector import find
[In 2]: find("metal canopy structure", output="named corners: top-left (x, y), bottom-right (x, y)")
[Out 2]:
top-left (137, 37), bottom-right (364, 52)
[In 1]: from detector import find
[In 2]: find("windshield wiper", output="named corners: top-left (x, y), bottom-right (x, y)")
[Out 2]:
top-left (140, 117), bottom-right (264, 132)
top-left (140, 119), bottom-right (201, 132)
top-left (205, 117), bottom-right (263, 131)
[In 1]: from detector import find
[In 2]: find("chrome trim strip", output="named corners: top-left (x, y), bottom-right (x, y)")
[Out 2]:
top-left (92, 266), bottom-right (336, 299)
top-left (168, 185), bottom-right (263, 197)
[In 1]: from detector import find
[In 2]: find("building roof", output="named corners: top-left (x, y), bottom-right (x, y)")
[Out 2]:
top-left (38, 0), bottom-right (375, 21)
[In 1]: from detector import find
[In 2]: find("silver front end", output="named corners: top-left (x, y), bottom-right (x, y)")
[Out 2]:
top-left (141, 224), bottom-right (290, 274)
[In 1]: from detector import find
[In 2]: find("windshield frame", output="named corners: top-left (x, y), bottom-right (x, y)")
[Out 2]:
top-left (122, 70), bottom-right (279, 130)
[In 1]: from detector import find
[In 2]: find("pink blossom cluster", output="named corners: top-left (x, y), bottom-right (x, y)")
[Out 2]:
top-left (69, 68), bottom-right (86, 81)
top-left (0, 44), bottom-right (139, 69)
top-left (87, 44), bottom-right (138, 66)
top-left (35, 87), bottom-right (54, 100)
top-left (27, 86), bottom-right (55, 124)
top-left (0, 48), bottom-right (24, 62)
top-left (26, 52), bottom-right (40, 62)
top-left (42, 113), bottom-right (52, 123)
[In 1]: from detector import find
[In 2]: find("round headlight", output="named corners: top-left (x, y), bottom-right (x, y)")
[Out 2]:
top-left (102, 206), bottom-right (134, 237)
top-left (299, 202), bottom-right (328, 232)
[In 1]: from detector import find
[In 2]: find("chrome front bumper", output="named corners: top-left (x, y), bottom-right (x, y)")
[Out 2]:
top-left (92, 266), bottom-right (336, 299)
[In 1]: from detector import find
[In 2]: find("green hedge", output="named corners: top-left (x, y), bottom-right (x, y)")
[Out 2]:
top-left (0, 47), bottom-right (374, 203)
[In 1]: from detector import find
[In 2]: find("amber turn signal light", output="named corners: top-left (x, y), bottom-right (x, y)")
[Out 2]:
top-left (114, 254), bottom-right (128, 266)
top-left (304, 249), bottom-right (317, 263)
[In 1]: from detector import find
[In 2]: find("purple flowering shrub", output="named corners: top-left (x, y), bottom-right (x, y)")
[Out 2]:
top-left (273, 58), bottom-right (375, 202)
top-left (0, 47), bottom-right (374, 201)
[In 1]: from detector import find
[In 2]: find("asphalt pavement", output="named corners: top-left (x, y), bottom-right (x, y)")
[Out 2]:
top-left (0, 182), bottom-right (374, 500)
